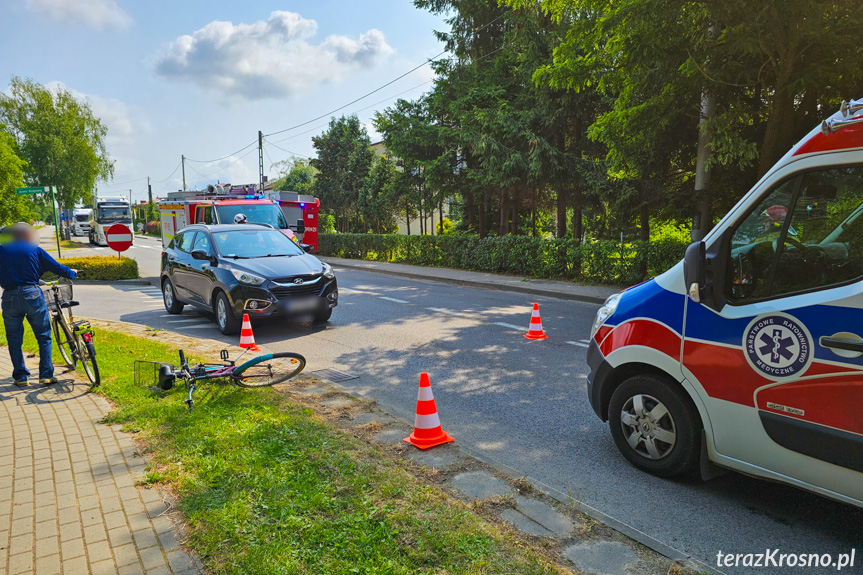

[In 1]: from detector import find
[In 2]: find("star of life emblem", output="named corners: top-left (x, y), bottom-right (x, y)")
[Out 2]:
top-left (743, 313), bottom-right (812, 380)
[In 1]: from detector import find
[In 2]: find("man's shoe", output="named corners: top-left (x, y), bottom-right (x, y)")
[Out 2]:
top-left (14, 380), bottom-right (28, 387)
top-left (39, 378), bottom-right (58, 386)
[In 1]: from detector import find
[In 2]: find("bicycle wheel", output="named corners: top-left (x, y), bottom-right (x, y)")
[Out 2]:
top-left (233, 353), bottom-right (306, 388)
top-left (52, 316), bottom-right (76, 369)
top-left (75, 334), bottom-right (100, 387)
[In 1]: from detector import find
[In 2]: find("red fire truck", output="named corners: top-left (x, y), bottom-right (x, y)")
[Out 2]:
top-left (158, 185), bottom-right (320, 250)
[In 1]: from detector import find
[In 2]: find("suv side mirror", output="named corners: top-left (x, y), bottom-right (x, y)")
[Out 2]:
top-left (683, 241), bottom-right (706, 302)
top-left (191, 249), bottom-right (216, 265)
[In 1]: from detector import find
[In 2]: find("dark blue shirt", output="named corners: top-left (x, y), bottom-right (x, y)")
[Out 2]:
top-left (0, 240), bottom-right (77, 290)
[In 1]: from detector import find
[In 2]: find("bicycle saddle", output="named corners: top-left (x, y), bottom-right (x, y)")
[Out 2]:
top-left (60, 300), bottom-right (80, 308)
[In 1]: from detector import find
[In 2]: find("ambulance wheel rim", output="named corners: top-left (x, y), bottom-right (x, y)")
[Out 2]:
top-left (217, 299), bottom-right (227, 329)
top-left (619, 393), bottom-right (676, 460)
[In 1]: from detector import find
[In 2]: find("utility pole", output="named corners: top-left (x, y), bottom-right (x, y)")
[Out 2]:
top-left (181, 155), bottom-right (186, 191)
top-left (147, 176), bottom-right (153, 222)
top-left (258, 131), bottom-right (264, 192)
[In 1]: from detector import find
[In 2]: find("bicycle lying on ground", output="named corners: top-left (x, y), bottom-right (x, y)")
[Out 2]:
top-left (137, 348), bottom-right (305, 410)
top-left (42, 279), bottom-right (100, 387)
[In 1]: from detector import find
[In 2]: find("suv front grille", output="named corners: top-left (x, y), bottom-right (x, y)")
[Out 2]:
top-left (270, 285), bottom-right (323, 298)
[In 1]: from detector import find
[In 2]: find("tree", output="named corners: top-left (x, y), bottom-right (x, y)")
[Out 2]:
top-left (359, 154), bottom-right (400, 233)
top-left (505, 0), bottom-right (863, 240)
top-left (0, 77), bottom-right (114, 209)
top-left (271, 157), bottom-right (318, 194)
top-left (310, 116), bottom-right (374, 232)
top-left (0, 129), bottom-right (29, 225)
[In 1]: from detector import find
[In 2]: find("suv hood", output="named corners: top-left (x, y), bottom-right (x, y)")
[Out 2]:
top-left (228, 253), bottom-right (323, 278)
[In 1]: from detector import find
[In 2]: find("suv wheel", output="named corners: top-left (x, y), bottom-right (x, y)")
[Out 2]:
top-left (608, 374), bottom-right (701, 477)
top-left (215, 291), bottom-right (241, 335)
top-left (162, 278), bottom-right (184, 314)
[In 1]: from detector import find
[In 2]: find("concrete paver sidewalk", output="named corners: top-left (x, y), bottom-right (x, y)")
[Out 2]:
top-left (323, 257), bottom-right (620, 303)
top-left (0, 352), bottom-right (201, 575)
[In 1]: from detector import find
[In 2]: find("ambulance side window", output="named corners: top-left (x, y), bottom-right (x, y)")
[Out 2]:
top-left (729, 165), bottom-right (863, 303)
top-left (728, 179), bottom-right (797, 301)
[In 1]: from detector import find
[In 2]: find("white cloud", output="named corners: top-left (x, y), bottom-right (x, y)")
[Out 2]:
top-left (26, 0), bottom-right (131, 30)
top-left (153, 11), bottom-right (393, 100)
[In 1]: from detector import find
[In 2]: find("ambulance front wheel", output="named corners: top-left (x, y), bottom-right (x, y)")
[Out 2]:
top-left (608, 374), bottom-right (701, 477)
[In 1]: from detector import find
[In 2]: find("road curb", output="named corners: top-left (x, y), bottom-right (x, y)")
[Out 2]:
top-left (328, 259), bottom-right (611, 304)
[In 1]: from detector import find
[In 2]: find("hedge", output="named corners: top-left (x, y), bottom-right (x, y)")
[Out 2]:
top-left (145, 221), bottom-right (161, 236)
top-left (50, 256), bottom-right (140, 281)
top-left (318, 233), bottom-right (687, 285)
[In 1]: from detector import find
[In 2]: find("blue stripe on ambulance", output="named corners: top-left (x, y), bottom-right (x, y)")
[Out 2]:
top-left (606, 280), bottom-right (685, 334)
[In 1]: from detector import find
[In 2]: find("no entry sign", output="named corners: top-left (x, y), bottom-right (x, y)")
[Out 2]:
top-left (105, 223), bottom-right (134, 254)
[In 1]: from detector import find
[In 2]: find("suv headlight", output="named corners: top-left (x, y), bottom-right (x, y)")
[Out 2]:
top-left (231, 269), bottom-right (265, 286)
top-left (591, 292), bottom-right (622, 339)
top-left (322, 262), bottom-right (335, 279)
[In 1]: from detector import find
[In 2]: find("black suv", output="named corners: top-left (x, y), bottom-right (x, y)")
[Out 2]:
top-left (160, 224), bottom-right (338, 334)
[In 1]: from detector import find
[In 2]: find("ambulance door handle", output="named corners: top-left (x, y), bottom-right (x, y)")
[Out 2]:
top-left (819, 336), bottom-right (863, 353)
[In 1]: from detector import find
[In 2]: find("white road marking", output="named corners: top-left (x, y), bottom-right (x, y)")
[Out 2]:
top-left (167, 319), bottom-right (206, 324)
top-left (176, 324), bottom-right (214, 329)
top-left (567, 341), bottom-right (590, 348)
top-left (380, 297), bottom-right (408, 304)
top-left (494, 322), bottom-right (525, 331)
top-left (579, 339), bottom-right (590, 343)
top-left (426, 307), bottom-right (466, 317)
top-left (132, 244), bottom-right (161, 251)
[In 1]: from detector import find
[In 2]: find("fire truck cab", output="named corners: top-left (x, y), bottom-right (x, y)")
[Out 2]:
top-left (587, 99), bottom-right (863, 508)
top-left (158, 185), bottom-right (319, 250)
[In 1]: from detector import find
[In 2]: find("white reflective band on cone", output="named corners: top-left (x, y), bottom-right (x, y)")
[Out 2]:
top-left (417, 387), bottom-right (434, 401)
top-left (414, 413), bottom-right (442, 429)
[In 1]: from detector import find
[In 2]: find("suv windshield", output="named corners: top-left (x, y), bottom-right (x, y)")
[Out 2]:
top-left (213, 229), bottom-right (304, 258)
top-left (216, 204), bottom-right (288, 229)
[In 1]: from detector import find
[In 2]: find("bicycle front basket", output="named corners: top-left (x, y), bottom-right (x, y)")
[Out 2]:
top-left (134, 360), bottom-right (174, 390)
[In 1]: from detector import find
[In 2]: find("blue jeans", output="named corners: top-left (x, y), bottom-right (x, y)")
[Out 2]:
top-left (2, 286), bottom-right (53, 381)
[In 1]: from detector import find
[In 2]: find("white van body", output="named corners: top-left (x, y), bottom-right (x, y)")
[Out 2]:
top-left (587, 100), bottom-right (863, 508)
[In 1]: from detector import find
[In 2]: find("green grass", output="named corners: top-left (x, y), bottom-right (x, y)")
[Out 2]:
top-left (0, 321), bottom-right (564, 575)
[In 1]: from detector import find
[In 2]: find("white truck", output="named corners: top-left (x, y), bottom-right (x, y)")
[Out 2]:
top-left (89, 196), bottom-right (133, 246)
top-left (71, 208), bottom-right (92, 237)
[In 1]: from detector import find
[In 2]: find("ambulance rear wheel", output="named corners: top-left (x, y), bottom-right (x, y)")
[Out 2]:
top-left (608, 374), bottom-right (701, 477)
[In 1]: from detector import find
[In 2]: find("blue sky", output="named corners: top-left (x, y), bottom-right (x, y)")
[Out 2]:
top-left (0, 0), bottom-right (446, 203)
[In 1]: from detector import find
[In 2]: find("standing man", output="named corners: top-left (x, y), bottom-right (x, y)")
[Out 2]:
top-left (0, 223), bottom-right (77, 386)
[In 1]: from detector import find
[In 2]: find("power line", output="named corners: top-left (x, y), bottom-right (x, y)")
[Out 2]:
top-left (184, 139), bottom-right (258, 163)
top-left (263, 50), bottom-right (447, 138)
top-left (269, 79), bottom-right (435, 146)
top-left (153, 161), bottom-right (182, 184)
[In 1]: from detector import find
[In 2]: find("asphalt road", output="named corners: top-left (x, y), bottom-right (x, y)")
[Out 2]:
top-left (65, 243), bottom-right (863, 575)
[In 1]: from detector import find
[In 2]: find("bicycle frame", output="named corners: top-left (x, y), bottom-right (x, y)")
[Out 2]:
top-left (175, 348), bottom-right (250, 409)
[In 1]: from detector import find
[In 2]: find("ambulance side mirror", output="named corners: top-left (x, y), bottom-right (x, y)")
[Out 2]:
top-left (683, 241), bottom-right (706, 303)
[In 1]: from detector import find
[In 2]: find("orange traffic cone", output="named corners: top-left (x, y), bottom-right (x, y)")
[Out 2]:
top-left (404, 373), bottom-right (455, 450)
top-left (524, 302), bottom-right (548, 340)
top-left (239, 313), bottom-right (261, 351)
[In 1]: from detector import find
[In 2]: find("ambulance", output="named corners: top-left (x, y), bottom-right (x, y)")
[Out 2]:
top-left (588, 98), bottom-right (863, 508)
top-left (158, 184), bottom-right (320, 250)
